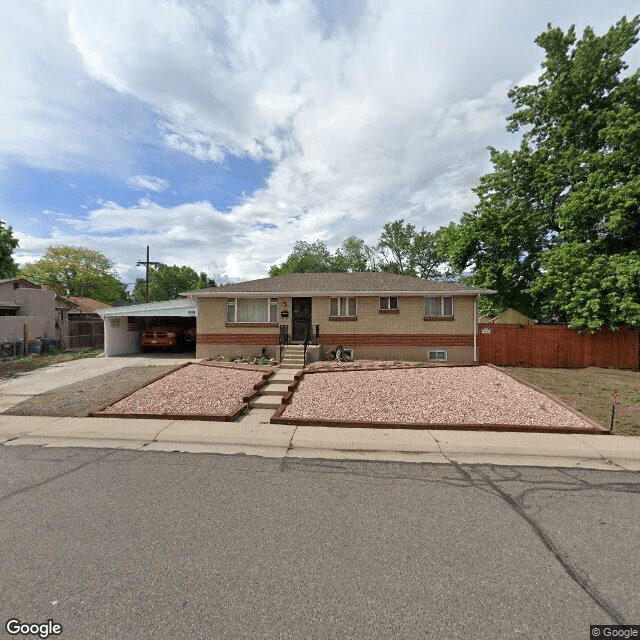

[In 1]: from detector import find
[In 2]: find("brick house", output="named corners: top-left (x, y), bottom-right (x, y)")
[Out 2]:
top-left (185, 272), bottom-right (494, 363)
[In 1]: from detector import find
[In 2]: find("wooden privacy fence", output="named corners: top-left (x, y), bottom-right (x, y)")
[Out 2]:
top-left (478, 323), bottom-right (640, 369)
top-left (68, 320), bottom-right (104, 349)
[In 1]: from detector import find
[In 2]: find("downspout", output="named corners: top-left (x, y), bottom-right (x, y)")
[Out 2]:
top-left (473, 295), bottom-right (478, 362)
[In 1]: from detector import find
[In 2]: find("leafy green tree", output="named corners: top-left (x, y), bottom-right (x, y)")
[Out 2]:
top-left (20, 246), bottom-right (127, 303)
top-left (447, 16), bottom-right (640, 327)
top-left (132, 264), bottom-right (216, 302)
top-left (0, 220), bottom-right (19, 279)
top-left (377, 219), bottom-right (450, 279)
top-left (269, 240), bottom-right (338, 275)
top-left (333, 236), bottom-right (377, 272)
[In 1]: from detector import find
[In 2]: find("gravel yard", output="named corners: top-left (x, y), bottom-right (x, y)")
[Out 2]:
top-left (3, 365), bottom-right (178, 417)
top-left (283, 365), bottom-right (598, 430)
top-left (100, 363), bottom-right (269, 417)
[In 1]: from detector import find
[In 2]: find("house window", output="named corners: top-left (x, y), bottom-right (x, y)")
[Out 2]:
top-left (428, 349), bottom-right (448, 362)
top-left (379, 296), bottom-right (398, 310)
top-left (330, 297), bottom-right (357, 317)
top-left (424, 296), bottom-right (453, 317)
top-left (226, 298), bottom-right (278, 323)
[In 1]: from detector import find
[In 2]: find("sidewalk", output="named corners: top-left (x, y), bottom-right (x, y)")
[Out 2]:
top-left (1, 411), bottom-right (639, 471)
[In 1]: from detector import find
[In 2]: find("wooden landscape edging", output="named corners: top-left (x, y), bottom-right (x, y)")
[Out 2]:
top-left (89, 361), bottom-right (274, 422)
top-left (269, 364), bottom-right (611, 435)
top-left (242, 369), bottom-right (276, 403)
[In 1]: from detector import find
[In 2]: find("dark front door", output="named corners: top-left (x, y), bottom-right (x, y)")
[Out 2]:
top-left (291, 297), bottom-right (312, 342)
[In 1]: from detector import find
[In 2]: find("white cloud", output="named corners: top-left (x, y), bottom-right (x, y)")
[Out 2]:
top-left (0, 1), bottom-right (154, 174)
top-left (6, 0), bottom-right (640, 279)
top-left (126, 175), bottom-right (170, 193)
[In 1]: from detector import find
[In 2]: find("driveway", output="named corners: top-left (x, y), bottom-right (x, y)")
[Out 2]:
top-left (0, 354), bottom-right (197, 411)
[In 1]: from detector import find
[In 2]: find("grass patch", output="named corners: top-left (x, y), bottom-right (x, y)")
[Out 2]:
top-left (501, 366), bottom-right (640, 436)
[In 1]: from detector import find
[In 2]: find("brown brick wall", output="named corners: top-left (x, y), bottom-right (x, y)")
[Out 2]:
top-left (314, 295), bottom-right (474, 336)
top-left (198, 295), bottom-right (474, 334)
top-left (318, 333), bottom-right (473, 346)
top-left (197, 332), bottom-right (279, 345)
top-left (196, 295), bottom-right (476, 362)
top-left (347, 345), bottom-right (473, 362)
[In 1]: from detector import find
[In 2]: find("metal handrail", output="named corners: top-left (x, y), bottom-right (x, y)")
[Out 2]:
top-left (303, 328), bottom-right (311, 365)
top-left (278, 324), bottom-right (289, 362)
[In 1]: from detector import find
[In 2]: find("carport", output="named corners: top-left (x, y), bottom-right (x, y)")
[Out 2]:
top-left (97, 299), bottom-right (198, 356)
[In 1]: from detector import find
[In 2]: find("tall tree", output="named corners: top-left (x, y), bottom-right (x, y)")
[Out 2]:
top-left (20, 246), bottom-right (127, 303)
top-left (333, 236), bottom-right (377, 272)
top-left (447, 16), bottom-right (640, 327)
top-left (132, 264), bottom-right (216, 302)
top-left (269, 240), bottom-right (338, 275)
top-left (378, 219), bottom-right (450, 279)
top-left (0, 220), bottom-right (19, 279)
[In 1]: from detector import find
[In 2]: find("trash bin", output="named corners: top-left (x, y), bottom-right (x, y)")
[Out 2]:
top-left (29, 339), bottom-right (43, 355)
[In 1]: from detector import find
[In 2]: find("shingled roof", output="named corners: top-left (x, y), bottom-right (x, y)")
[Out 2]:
top-left (184, 272), bottom-right (495, 296)
top-left (65, 296), bottom-right (113, 312)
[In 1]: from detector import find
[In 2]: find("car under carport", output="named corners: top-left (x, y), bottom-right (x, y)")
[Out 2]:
top-left (97, 299), bottom-right (198, 356)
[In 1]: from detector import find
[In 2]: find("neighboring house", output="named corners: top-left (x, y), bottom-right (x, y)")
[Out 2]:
top-left (184, 273), bottom-right (495, 363)
top-left (0, 278), bottom-right (74, 348)
top-left (65, 296), bottom-right (112, 320)
top-left (485, 308), bottom-right (535, 325)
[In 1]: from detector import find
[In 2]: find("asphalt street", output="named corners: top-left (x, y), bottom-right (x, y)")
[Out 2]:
top-left (1, 446), bottom-right (638, 640)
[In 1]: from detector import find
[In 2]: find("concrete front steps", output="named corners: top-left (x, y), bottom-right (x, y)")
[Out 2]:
top-left (249, 345), bottom-right (305, 410)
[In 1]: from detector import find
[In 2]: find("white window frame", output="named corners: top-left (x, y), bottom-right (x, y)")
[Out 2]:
top-left (427, 349), bottom-right (448, 362)
top-left (424, 296), bottom-right (454, 317)
top-left (226, 298), bottom-right (278, 323)
top-left (379, 296), bottom-right (399, 310)
top-left (329, 297), bottom-right (357, 317)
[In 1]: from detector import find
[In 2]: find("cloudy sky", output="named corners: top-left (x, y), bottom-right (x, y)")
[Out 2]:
top-left (2, 0), bottom-right (638, 286)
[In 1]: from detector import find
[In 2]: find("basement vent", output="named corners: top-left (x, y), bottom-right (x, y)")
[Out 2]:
top-left (427, 349), bottom-right (447, 362)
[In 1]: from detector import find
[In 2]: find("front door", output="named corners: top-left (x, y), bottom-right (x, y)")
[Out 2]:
top-left (291, 297), bottom-right (312, 342)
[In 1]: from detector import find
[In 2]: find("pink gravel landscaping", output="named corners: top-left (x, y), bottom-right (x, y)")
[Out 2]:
top-left (101, 363), bottom-right (268, 417)
top-left (282, 365), bottom-right (600, 430)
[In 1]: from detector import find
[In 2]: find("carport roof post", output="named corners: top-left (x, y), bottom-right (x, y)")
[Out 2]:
top-left (97, 299), bottom-right (197, 318)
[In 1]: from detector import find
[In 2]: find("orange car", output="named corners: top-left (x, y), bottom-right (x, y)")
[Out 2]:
top-left (141, 326), bottom-right (185, 352)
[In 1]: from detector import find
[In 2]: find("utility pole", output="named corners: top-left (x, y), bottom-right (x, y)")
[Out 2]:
top-left (136, 246), bottom-right (160, 303)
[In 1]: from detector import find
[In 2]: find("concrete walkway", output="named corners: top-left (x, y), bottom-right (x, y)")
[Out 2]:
top-left (1, 411), bottom-right (639, 471)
